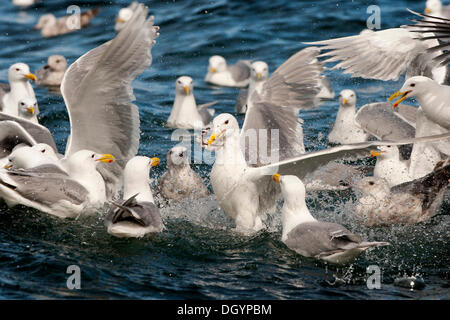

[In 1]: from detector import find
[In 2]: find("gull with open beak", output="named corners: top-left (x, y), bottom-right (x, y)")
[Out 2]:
top-left (167, 76), bottom-right (216, 129)
top-left (273, 173), bottom-right (389, 264)
top-left (105, 156), bottom-right (164, 238)
top-left (370, 145), bottom-right (412, 187)
top-left (0, 63), bottom-right (36, 117)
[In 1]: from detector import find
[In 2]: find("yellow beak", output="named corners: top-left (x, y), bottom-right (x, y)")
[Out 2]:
top-left (342, 98), bottom-right (348, 105)
top-left (151, 157), bottom-right (160, 167)
top-left (256, 72), bottom-right (261, 80)
top-left (184, 86), bottom-right (190, 95)
top-left (26, 106), bottom-right (34, 115)
top-left (388, 90), bottom-right (411, 108)
top-left (208, 133), bottom-right (216, 145)
top-left (370, 150), bottom-right (383, 157)
top-left (96, 154), bottom-right (115, 163)
top-left (210, 67), bottom-right (216, 73)
top-left (24, 73), bottom-right (37, 82)
top-left (116, 18), bottom-right (125, 23)
top-left (272, 173), bottom-right (281, 183)
top-left (3, 164), bottom-right (12, 169)
top-left (425, 7), bottom-right (432, 14)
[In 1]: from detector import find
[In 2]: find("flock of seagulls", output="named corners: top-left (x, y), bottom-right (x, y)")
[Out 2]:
top-left (0, 1), bottom-right (449, 265)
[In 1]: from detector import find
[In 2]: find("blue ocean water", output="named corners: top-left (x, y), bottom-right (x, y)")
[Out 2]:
top-left (0, 0), bottom-right (448, 299)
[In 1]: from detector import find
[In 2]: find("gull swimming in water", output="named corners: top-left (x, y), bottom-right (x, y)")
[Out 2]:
top-left (235, 52), bottom-right (334, 114)
top-left (0, 63), bottom-right (36, 116)
top-left (370, 145), bottom-right (412, 187)
top-left (115, 1), bottom-right (139, 32)
top-left (167, 76), bottom-right (216, 129)
top-left (424, 0), bottom-right (450, 19)
top-left (158, 146), bottom-right (210, 201)
top-left (205, 55), bottom-right (251, 88)
top-left (4, 143), bottom-right (60, 170)
top-left (34, 8), bottom-right (100, 38)
top-left (272, 174), bottom-right (389, 265)
top-left (105, 156), bottom-right (164, 238)
top-left (0, 5), bottom-right (159, 217)
top-left (328, 90), bottom-right (369, 144)
top-left (355, 158), bottom-right (450, 226)
top-left (17, 97), bottom-right (39, 124)
top-left (36, 55), bottom-right (67, 87)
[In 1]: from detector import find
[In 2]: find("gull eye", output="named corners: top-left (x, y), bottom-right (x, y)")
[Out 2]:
top-left (387, 145), bottom-right (391, 148)
top-left (56, 60), bottom-right (60, 63)
top-left (41, 149), bottom-right (45, 153)
top-left (179, 152), bottom-right (184, 157)
top-left (15, 68), bottom-right (20, 71)
top-left (169, 150), bottom-right (172, 155)
top-left (20, 102), bottom-right (24, 106)
top-left (350, 94), bottom-right (354, 97)
top-left (369, 181), bottom-right (375, 186)
top-left (410, 83), bottom-right (415, 87)
top-left (224, 120), bottom-right (229, 125)
top-left (91, 154), bottom-right (95, 158)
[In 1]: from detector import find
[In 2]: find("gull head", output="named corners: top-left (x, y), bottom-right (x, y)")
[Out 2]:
top-left (208, 55), bottom-right (227, 73)
top-left (207, 113), bottom-right (239, 147)
top-left (425, 0), bottom-right (442, 14)
top-left (273, 174), bottom-right (306, 208)
top-left (167, 146), bottom-right (189, 168)
top-left (67, 150), bottom-right (115, 173)
top-left (9, 63), bottom-right (36, 82)
top-left (46, 55), bottom-right (67, 72)
top-left (34, 14), bottom-right (56, 29)
top-left (370, 145), bottom-right (399, 159)
top-left (250, 61), bottom-right (269, 82)
top-left (389, 76), bottom-right (434, 108)
top-left (18, 98), bottom-right (38, 118)
top-left (176, 76), bottom-right (194, 96)
top-left (355, 177), bottom-right (391, 196)
top-left (123, 155), bottom-right (159, 184)
top-left (339, 89), bottom-right (356, 107)
top-left (5, 144), bottom-right (57, 170)
top-left (117, 7), bottom-right (134, 24)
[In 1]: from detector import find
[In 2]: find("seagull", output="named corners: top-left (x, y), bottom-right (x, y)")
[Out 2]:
top-left (205, 55), bottom-right (251, 88)
top-left (205, 109), bottom-right (450, 232)
top-left (4, 143), bottom-right (61, 170)
top-left (12, 0), bottom-right (39, 9)
top-left (17, 97), bottom-right (39, 124)
top-left (105, 156), bottom-right (164, 238)
top-left (36, 55), bottom-right (67, 87)
top-left (272, 174), bottom-right (389, 265)
top-left (0, 150), bottom-right (115, 218)
top-left (158, 146), bottom-right (210, 201)
top-left (328, 90), bottom-right (369, 144)
top-left (34, 8), bottom-right (100, 38)
top-left (167, 76), bottom-right (216, 129)
top-left (355, 157), bottom-right (450, 226)
top-left (115, 2), bottom-right (139, 32)
top-left (235, 51), bottom-right (334, 114)
top-left (370, 145), bottom-right (412, 187)
top-left (0, 63), bottom-right (36, 116)
top-left (0, 5), bottom-right (159, 217)
top-left (424, 0), bottom-right (450, 19)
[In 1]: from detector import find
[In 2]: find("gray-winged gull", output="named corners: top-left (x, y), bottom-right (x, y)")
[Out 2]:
top-left (370, 145), bottom-right (412, 187)
top-left (0, 63), bottom-right (36, 116)
top-left (167, 76), bottom-right (216, 129)
top-left (4, 143), bottom-right (59, 170)
top-left (0, 5), bottom-right (159, 217)
top-left (115, 1), bottom-right (139, 32)
top-left (425, 0), bottom-right (450, 18)
top-left (355, 157), bottom-right (450, 226)
top-left (34, 8), bottom-right (100, 38)
top-left (205, 55), bottom-right (251, 88)
top-left (328, 89), bottom-right (369, 144)
top-left (36, 55), bottom-right (67, 87)
top-left (206, 108), bottom-right (450, 232)
top-left (272, 174), bottom-right (389, 265)
top-left (158, 146), bottom-right (210, 201)
top-left (105, 156), bottom-right (164, 238)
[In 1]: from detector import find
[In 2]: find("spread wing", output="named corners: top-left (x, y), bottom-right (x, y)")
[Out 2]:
top-left (61, 4), bottom-right (158, 198)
